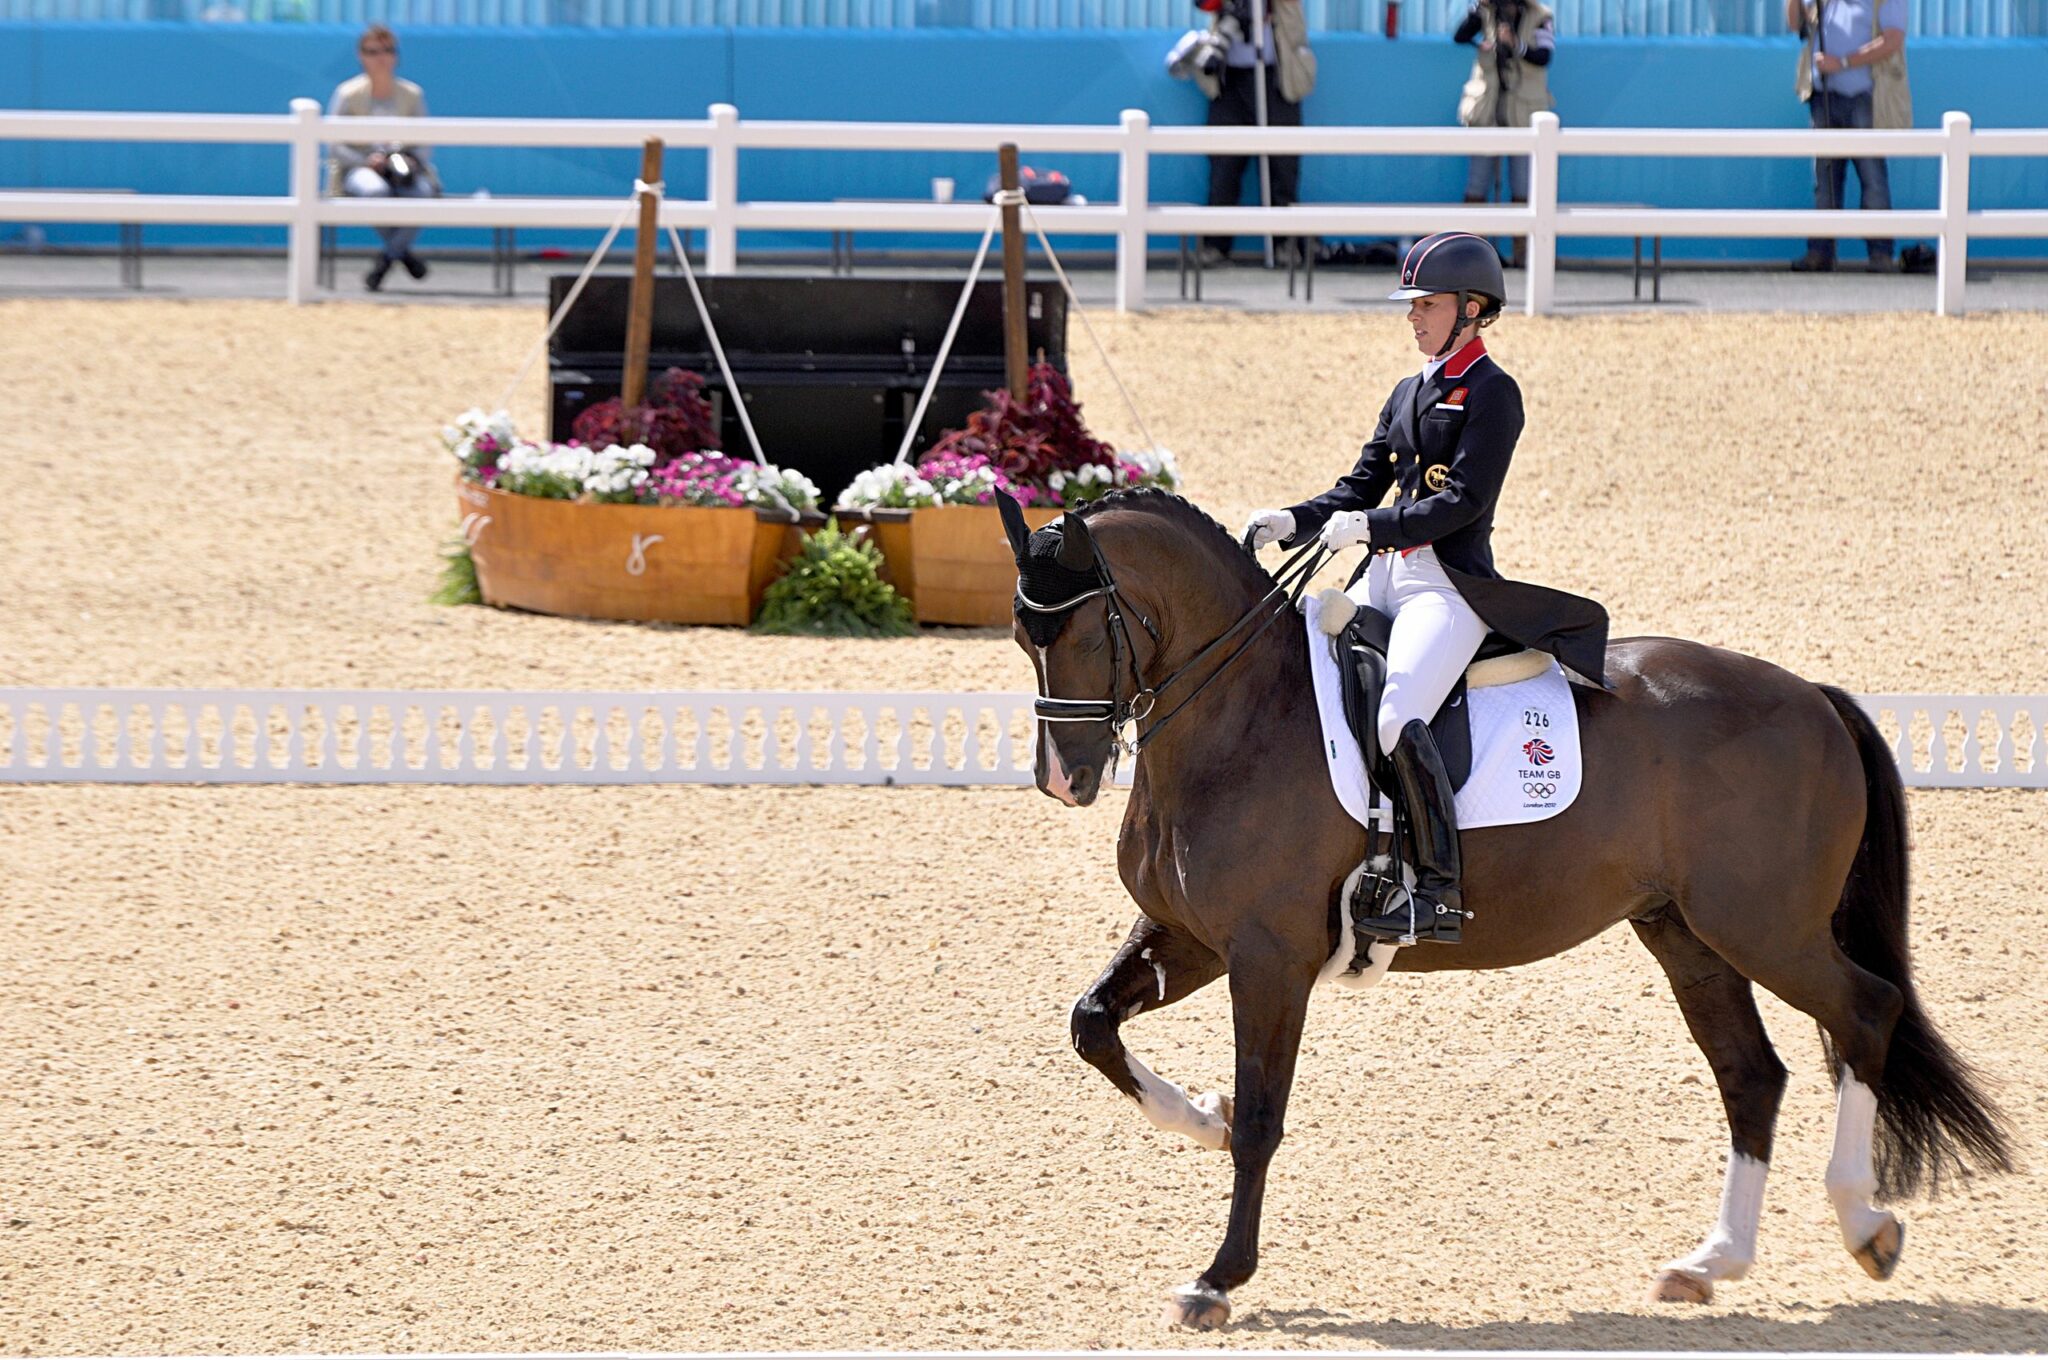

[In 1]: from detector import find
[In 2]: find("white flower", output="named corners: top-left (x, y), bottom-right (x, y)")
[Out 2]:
top-left (1118, 447), bottom-right (1181, 488)
top-left (836, 462), bottom-right (938, 510)
top-left (442, 407), bottom-right (523, 465)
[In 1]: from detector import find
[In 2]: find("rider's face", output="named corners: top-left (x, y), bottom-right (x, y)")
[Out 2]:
top-left (1407, 293), bottom-right (1475, 356)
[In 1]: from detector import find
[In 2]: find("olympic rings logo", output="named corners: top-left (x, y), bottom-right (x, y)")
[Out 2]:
top-left (1523, 781), bottom-right (1557, 799)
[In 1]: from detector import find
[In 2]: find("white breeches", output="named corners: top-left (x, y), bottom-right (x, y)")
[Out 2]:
top-left (1347, 545), bottom-right (1489, 754)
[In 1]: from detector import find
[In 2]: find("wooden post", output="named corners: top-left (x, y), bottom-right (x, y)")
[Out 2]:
top-left (621, 138), bottom-right (665, 412)
top-left (997, 143), bottom-right (1028, 402)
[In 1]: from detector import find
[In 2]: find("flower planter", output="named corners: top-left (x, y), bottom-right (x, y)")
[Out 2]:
top-left (906, 503), bottom-right (1061, 628)
top-left (457, 479), bottom-right (811, 625)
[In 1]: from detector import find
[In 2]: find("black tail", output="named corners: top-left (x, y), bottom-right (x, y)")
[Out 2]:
top-left (1819, 685), bottom-right (2014, 1199)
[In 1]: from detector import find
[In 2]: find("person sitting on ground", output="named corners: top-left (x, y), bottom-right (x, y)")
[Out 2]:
top-left (328, 24), bottom-right (441, 292)
top-left (1242, 232), bottom-right (1607, 947)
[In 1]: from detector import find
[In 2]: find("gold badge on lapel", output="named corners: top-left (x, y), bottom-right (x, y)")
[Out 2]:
top-left (1424, 463), bottom-right (1452, 492)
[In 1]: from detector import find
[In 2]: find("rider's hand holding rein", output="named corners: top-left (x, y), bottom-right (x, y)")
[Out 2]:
top-left (1242, 508), bottom-right (1296, 550)
top-left (1318, 509), bottom-right (1373, 551)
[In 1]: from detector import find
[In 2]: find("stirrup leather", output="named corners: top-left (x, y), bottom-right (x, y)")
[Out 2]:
top-left (1359, 719), bottom-right (1472, 946)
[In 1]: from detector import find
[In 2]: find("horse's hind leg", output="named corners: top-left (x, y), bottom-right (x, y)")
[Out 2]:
top-left (1683, 903), bottom-right (1907, 1282)
top-left (1070, 916), bottom-right (1229, 1150)
top-left (1632, 907), bottom-right (1788, 1304)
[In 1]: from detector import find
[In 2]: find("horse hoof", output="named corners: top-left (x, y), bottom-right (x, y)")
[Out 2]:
top-left (1853, 1214), bottom-right (1904, 1281)
top-left (1163, 1281), bottom-right (1231, 1330)
top-left (1645, 1269), bottom-right (1713, 1305)
top-left (1188, 1091), bottom-right (1233, 1151)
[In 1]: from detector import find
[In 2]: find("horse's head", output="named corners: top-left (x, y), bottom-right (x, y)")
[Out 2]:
top-left (1001, 491), bottom-right (1128, 806)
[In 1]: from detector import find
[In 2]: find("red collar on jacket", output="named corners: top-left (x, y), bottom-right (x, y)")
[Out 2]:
top-left (1440, 337), bottom-right (1488, 380)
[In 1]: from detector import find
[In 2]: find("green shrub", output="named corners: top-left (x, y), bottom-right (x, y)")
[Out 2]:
top-left (430, 537), bottom-right (482, 607)
top-left (752, 519), bottom-right (914, 638)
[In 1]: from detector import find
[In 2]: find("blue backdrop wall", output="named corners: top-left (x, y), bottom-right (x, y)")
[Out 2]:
top-left (0, 22), bottom-right (2043, 258)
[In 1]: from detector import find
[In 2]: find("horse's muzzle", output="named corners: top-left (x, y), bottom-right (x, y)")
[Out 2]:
top-left (1039, 735), bottom-right (1100, 807)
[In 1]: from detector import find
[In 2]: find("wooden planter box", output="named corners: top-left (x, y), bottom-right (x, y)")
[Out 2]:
top-left (457, 479), bottom-right (813, 626)
top-left (906, 503), bottom-right (1061, 628)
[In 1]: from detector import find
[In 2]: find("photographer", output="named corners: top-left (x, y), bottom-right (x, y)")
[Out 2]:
top-left (1453, 0), bottom-right (1555, 268)
top-left (328, 24), bottom-right (442, 292)
top-left (1168, 0), bottom-right (1316, 267)
top-left (1788, 0), bottom-right (1907, 272)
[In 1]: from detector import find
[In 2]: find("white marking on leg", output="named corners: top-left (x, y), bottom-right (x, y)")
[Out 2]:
top-left (1827, 1070), bottom-right (1891, 1249)
top-left (1126, 1052), bottom-right (1229, 1151)
top-left (1141, 946), bottom-right (1166, 1002)
top-left (1663, 1150), bottom-right (1767, 1282)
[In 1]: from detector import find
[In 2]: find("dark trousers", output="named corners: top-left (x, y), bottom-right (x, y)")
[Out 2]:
top-left (1807, 88), bottom-right (1893, 264)
top-left (1204, 64), bottom-right (1302, 256)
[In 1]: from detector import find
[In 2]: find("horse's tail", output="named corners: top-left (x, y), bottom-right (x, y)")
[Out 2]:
top-left (1818, 684), bottom-right (2014, 1199)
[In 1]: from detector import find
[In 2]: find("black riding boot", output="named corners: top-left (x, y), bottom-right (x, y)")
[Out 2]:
top-left (1355, 719), bottom-right (1468, 946)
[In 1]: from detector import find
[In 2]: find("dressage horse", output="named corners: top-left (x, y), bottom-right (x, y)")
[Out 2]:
top-left (1000, 488), bottom-right (2011, 1328)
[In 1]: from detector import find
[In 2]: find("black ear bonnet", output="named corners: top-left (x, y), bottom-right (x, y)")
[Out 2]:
top-left (1014, 522), bottom-right (1103, 647)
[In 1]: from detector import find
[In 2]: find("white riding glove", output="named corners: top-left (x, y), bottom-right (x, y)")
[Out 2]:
top-left (1243, 509), bottom-right (1296, 550)
top-left (1319, 510), bottom-right (1374, 552)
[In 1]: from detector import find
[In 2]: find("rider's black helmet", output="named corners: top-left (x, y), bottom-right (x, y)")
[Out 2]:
top-left (1388, 232), bottom-right (1507, 339)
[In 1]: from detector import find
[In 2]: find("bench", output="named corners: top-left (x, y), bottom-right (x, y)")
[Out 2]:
top-left (1565, 203), bottom-right (1665, 302)
top-left (0, 188), bottom-right (143, 289)
top-left (318, 222), bottom-right (521, 295)
top-left (1176, 233), bottom-right (1317, 303)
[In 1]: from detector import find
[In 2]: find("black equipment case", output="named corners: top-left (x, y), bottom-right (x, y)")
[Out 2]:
top-left (546, 274), bottom-right (1070, 503)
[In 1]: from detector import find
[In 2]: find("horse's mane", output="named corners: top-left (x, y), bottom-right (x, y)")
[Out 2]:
top-left (1076, 488), bottom-right (1277, 598)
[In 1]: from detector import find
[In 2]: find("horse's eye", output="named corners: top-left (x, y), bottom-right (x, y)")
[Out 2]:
top-left (1077, 630), bottom-right (1108, 657)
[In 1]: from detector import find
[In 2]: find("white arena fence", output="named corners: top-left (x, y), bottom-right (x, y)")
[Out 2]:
top-left (1, 103), bottom-right (2044, 314)
top-left (3, 688), bottom-right (2045, 788)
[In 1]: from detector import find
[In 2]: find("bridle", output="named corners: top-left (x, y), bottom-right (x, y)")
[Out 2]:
top-left (1022, 531), bottom-right (1331, 761)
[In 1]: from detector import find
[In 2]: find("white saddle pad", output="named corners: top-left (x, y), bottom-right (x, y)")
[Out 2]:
top-left (1302, 592), bottom-right (1582, 833)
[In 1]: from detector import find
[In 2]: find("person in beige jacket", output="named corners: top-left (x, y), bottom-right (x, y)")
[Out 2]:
top-left (327, 25), bottom-right (442, 291)
top-left (1168, 0), bottom-right (1316, 266)
top-left (1454, 0), bottom-right (1555, 267)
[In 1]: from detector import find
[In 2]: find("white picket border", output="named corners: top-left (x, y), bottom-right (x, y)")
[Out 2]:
top-left (1, 688), bottom-right (2044, 788)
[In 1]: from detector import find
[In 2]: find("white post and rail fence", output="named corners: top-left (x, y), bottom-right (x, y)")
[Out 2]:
top-left (4, 689), bottom-right (2046, 789)
top-left (1, 102), bottom-right (2043, 315)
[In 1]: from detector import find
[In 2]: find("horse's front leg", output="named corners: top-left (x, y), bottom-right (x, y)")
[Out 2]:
top-left (1167, 938), bottom-right (1317, 1330)
top-left (1070, 916), bottom-right (1229, 1149)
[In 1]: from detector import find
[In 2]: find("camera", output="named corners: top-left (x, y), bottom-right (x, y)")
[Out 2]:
top-left (1192, 0), bottom-right (1254, 78)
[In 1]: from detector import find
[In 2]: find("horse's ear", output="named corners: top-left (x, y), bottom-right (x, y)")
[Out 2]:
top-left (996, 488), bottom-right (1031, 563)
top-left (1055, 510), bottom-right (1094, 573)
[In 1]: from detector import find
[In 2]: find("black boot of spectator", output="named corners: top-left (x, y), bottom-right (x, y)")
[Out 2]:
top-left (365, 256), bottom-right (393, 291)
top-left (401, 252), bottom-right (428, 281)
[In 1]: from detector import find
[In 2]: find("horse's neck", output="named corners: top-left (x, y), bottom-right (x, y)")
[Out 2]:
top-left (1136, 592), bottom-right (1315, 791)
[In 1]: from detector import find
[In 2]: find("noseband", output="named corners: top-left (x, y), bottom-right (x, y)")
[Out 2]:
top-left (1022, 532), bottom-right (1331, 759)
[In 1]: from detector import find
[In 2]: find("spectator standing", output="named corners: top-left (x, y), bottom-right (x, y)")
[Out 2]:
top-left (328, 24), bottom-right (441, 292)
top-left (1169, 0), bottom-right (1316, 267)
top-left (1789, 0), bottom-right (1908, 272)
top-left (1454, 0), bottom-right (1555, 270)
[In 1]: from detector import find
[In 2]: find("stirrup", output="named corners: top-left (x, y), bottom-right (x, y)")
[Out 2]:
top-left (1352, 879), bottom-right (1469, 947)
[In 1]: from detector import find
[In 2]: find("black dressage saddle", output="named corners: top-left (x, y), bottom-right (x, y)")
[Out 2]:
top-left (1335, 603), bottom-right (1524, 794)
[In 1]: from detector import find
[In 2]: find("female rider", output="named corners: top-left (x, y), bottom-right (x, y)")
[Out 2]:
top-left (1243, 231), bottom-right (1608, 946)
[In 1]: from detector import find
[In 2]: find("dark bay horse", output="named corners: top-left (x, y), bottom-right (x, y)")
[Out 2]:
top-left (1000, 488), bottom-right (2011, 1328)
